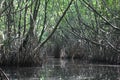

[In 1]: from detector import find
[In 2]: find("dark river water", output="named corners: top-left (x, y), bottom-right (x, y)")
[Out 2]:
top-left (2, 58), bottom-right (120, 80)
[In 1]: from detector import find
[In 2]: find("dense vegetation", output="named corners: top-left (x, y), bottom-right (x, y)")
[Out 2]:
top-left (0, 0), bottom-right (119, 66)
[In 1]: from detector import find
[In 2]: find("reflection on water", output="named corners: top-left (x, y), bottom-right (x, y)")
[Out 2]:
top-left (2, 58), bottom-right (120, 80)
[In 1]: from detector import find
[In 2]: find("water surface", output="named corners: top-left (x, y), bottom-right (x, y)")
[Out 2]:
top-left (2, 58), bottom-right (120, 80)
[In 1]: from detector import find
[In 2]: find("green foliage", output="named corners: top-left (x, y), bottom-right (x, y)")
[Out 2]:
top-left (0, 0), bottom-right (119, 64)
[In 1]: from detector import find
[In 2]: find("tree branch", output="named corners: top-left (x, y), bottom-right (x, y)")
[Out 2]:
top-left (39, 0), bottom-right (48, 43)
top-left (33, 0), bottom-right (74, 52)
top-left (82, 0), bottom-right (120, 31)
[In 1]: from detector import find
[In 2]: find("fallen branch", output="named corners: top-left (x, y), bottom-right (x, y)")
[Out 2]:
top-left (0, 68), bottom-right (9, 80)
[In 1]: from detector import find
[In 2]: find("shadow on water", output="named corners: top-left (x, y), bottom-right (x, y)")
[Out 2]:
top-left (2, 58), bottom-right (120, 80)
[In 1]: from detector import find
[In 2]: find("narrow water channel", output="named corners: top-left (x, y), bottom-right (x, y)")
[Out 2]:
top-left (2, 58), bottom-right (120, 80)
